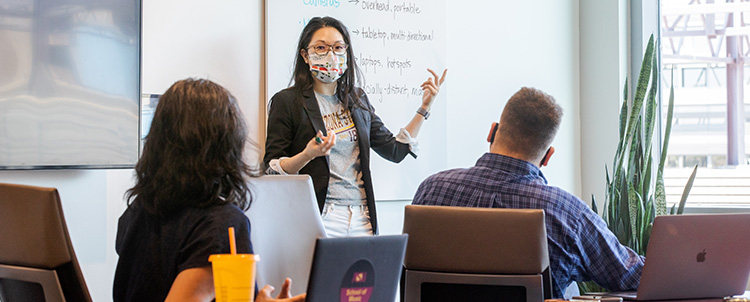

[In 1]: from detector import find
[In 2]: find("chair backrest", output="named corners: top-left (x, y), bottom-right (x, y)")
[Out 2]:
top-left (245, 175), bottom-right (326, 296)
top-left (0, 183), bottom-right (92, 302)
top-left (401, 205), bottom-right (551, 301)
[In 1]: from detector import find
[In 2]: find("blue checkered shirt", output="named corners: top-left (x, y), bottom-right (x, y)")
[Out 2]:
top-left (412, 153), bottom-right (644, 298)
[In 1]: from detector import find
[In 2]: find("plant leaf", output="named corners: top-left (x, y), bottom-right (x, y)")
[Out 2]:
top-left (609, 187), bottom-right (617, 226)
top-left (620, 34), bottom-right (655, 173)
top-left (604, 165), bottom-right (612, 223)
top-left (617, 171), bottom-right (631, 245)
top-left (641, 56), bottom-right (658, 202)
top-left (591, 194), bottom-right (599, 215)
top-left (640, 195), bottom-right (656, 255)
top-left (659, 69), bottom-right (676, 174)
top-left (642, 155), bottom-right (653, 206)
top-left (578, 281), bottom-right (607, 294)
top-left (654, 69), bottom-right (674, 217)
top-left (677, 165), bottom-right (699, 215)
top-left (655, 172), bottom-right (668, 215)
top-left (643, 51), bottom-right (659, 157)
top-left (623, 77), bottom-right (629, 104)
top-left (627, 117), bottom-right (643, 190)
top-left (619, 84), bottom-right (629, 145)
top-left (614, 98), bottom-right (629, 173)
top-left (634, 191), bottom-right (645, 254)
top-left (642, 222), bottom-right (653, 255)
top-left (628, 186), bottom-right (640, 247)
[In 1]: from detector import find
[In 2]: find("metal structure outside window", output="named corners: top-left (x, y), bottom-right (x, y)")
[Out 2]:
top-left (660, 0), bottom-right (750, 208)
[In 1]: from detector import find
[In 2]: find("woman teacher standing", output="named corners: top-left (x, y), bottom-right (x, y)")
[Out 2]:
top-left (264, 16), bottom-right (446, 237)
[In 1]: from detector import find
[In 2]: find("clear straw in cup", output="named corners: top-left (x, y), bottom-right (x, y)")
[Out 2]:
top-left (209, 227), bottom-right (260, 302)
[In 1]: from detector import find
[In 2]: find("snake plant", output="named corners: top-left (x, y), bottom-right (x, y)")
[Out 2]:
top-left (581, 34), bottom-right (697, 293)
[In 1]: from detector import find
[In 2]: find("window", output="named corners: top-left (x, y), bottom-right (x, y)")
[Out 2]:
top-left (660, 0), bottom-right (750, 209)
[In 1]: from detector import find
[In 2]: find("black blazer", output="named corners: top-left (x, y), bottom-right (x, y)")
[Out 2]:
top-left (264, 87), bottom-right (414, 234)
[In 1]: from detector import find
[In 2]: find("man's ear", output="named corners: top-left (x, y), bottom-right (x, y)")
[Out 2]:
top-left (487, 122), bottom-right (499, 144)
top-left (540, 147), bottom-right (555, 167)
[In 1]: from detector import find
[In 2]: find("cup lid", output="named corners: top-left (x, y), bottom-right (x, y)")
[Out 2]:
top-left (208, 254), bottom-right (260, 262)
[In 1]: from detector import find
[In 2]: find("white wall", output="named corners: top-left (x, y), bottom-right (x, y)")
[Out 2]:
top-left (141, 0), bottom-right (265, 147)
top-left (579, 0), bottom-right (629, 207)
top-left (0, 1), bottom-right (639, 301)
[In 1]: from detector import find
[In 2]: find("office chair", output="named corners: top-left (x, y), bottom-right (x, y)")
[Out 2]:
top-left (0, 183), bottom-right (92, 302)
top-left (401, 205), bottom-right (552, 302)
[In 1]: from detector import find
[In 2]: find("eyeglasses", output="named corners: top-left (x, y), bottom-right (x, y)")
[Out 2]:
top-left (306, 43), bottom-right (348, 56)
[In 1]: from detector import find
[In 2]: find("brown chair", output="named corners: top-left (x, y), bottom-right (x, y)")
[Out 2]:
top-left (401, 205), bottom-right (552, 302)
top-left (0, 183), bottom-right (92, 302)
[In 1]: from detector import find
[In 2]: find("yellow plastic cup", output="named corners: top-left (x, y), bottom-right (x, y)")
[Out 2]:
top-left (209, 254), bottom-right (260, 302)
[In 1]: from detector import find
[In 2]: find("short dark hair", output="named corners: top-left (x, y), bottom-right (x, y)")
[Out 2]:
top-left (127, 78), bottom-right (253, 217)
top-left (290, 16), bottom-right (365, 109)
top-left (497, 87), bottom-right (563, 159)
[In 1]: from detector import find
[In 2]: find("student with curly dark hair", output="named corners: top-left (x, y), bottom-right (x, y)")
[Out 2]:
top-left (113, 78), bottom-right (304, 302)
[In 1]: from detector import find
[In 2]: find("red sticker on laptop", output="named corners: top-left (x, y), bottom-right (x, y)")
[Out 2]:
top-left (340, 259), bottom-right (375, 302)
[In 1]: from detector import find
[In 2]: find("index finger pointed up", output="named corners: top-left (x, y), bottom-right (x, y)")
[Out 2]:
top-left (438, 68), bottom-right (447, 85)
top-left (427, 68), bottom-right (439, 83)
top-left (427, 68), bottom-right (447, 86)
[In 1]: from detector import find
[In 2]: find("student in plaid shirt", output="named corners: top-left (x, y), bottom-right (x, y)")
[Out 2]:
top-left (412, 87), bottom-right (644, 299)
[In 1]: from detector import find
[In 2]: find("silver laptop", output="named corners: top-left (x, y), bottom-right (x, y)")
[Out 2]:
top-left (607, 214), bottom-right (750, 301)
top-left (246, 175), bottom-right (327, 296)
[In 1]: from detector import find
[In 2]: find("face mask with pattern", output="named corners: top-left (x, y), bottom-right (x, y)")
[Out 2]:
top-left (308, 52), bottom-right (347, 84)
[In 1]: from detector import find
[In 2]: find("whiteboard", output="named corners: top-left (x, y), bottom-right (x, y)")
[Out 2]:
top-left (265, 0), bottom-right (447, 200)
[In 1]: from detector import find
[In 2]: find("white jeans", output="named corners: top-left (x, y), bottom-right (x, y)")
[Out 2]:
top-left (321, 203), bottom-right (374, 237)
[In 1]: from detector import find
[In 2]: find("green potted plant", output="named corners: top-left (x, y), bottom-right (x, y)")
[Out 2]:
top-left (580, 34), bottom-right (698, 293)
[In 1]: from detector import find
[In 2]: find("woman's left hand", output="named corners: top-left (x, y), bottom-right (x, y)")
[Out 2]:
top-left (256, 278), bottom-right (306, 302)
top-left (420, 68), bottom-right (447, 108)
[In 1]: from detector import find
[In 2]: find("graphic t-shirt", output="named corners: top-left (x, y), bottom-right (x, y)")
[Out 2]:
top-left (315, 92), bottom-right (367, 206)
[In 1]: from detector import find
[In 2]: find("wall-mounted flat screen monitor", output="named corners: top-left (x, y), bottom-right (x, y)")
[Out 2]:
top-left (0, 0), bottom-right (141, 169)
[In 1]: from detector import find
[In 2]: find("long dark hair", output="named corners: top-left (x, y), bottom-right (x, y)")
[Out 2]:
top-left (127, 78), bottom-right (252, 217)
top-left (291, 16), bottom-right (366, 109)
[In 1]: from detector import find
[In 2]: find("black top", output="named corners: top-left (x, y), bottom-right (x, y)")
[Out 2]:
top-left (113, 203), bottom-right (252, 302)
top-left (263, 87), bottom-right (414, 234)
